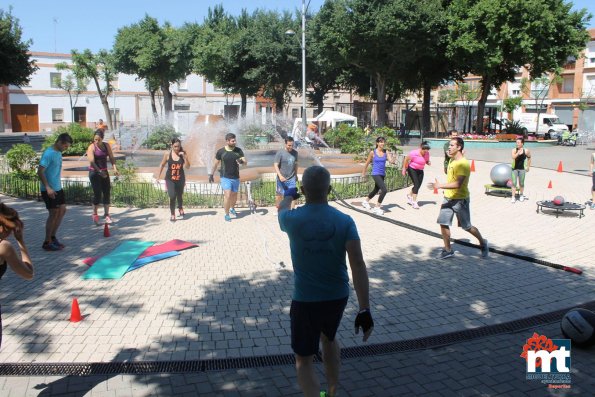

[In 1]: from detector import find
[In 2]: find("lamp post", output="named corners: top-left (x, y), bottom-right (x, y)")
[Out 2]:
top-left (285, 0), bottom-right (307, 137)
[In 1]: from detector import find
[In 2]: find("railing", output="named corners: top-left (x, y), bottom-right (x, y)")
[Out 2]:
top-left (0, 169), bottom-right (409, 209)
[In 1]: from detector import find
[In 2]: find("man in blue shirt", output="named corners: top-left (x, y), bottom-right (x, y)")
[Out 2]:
top-left (278, 166), bottom-right (373, 397)
top-left (37, 133), bottom-right (72, 251)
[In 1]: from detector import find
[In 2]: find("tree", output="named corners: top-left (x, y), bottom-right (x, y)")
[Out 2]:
top-left (502, 96), bottom-right (522, 115)
top-left (521, 71), bottom-right (563, 137)
top-left (447, 0), bottom-right (591, 136)
top-left (55, 62), bottom-right (89, 123)
top-left (0, 7), bottom-right (38, 86)
top-left (456, 82), bottom-right (481, 133)
top-left (113, 15), bottom-right (195, 118)
top-left (70, 49), bottom-right (117, 129)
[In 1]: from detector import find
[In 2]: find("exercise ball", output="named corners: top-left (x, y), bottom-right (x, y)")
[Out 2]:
top-left (490, 163), bottom-right (512, 187)
top-left (561, 308), bottom-right (595, 347)
top-left (553, 196), bottom-right (565, 206)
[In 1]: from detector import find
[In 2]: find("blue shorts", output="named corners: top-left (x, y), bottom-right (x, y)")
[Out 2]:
top-left (220, 177), bottom-right (240, 192)
top-left (276, 176), bottom-right (297, 195)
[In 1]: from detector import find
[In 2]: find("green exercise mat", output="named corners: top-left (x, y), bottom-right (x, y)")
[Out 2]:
top-left (82, 240), bottom-right (155, 279)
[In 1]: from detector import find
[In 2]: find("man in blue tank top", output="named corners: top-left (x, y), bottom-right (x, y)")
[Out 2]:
top-left (278, 166), bottom-right (373, 397)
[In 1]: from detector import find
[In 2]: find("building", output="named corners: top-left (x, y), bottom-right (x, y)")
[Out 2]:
top-left (0, 52), bottom-right (256, 134)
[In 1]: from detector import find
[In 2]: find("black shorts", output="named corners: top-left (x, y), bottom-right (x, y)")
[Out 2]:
top-left (290, 297), bottom-right (348, 357)
top-left (41, 189), bottom-right (65, 210)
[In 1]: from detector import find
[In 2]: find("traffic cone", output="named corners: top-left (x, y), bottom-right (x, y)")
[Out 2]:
top-left (103, 223), bottom-right (110, 237)
top-left (557, 161), bottom-right (563, 173)
top-left (547, 180), bottom-right (552, 189)
top-left (70, 298), bottom-right (82, 322)
top-left (470, 160), bottom-right (476, 172)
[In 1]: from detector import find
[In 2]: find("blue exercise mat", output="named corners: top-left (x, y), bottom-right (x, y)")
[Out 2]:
top-left (82, 240), bottom-right (154, 279)
top-left (126, 251), bottom-right (180, 273)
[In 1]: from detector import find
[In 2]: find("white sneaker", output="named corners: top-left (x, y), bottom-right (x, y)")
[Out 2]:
top-left (511, 197), bottom-right (516, 204)
top-left (519, 195), bottom-right (527, 202)
top-left (407, 194), bottom-right (413, 206)
top-left (373, 207), bottom-right (384, 215)
top-left (362, 201), bottom-right (371, 210)
top-left (412, 202), bottom-right (420, 209)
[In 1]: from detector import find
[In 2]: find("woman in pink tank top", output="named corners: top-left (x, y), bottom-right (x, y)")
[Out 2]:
top-left (402, 141), bottom-right (431, 209)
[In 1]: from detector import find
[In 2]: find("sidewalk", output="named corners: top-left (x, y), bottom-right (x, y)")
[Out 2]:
top-left (0, 149), bottom-right (594, 396)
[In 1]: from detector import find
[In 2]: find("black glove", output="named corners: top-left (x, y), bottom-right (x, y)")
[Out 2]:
top-left (208, 174), bottom-right (214, 183)
top-left (354, 309), bottom-right (374, 337)
top-left (284, 187), bottom-right (300, 200)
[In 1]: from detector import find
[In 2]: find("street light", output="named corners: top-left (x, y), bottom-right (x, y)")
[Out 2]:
top-left (285, 0), bottom-right (307, 137)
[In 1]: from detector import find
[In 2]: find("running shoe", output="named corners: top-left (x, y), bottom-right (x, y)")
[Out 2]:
top-left (373, 207), bottom-right (384, 215)
top-left (439, 249), bottom-right (455, 259)
top-left (229, 208), bottom-right (237, 217)
top-left (170, 215), bottom-right (176, 222)
top-left (412, 202), bottom-right (420, 209)
top-left (224, 214), bottom-right (232, 222)
top-left (92, 214), bottom-right (100, 226)
top-left (519, 195), bottom-right (527, 202)
top-left (42, 241), bottom-right (61, 251)
top-left (104, 215), bottom-right (113, 224)
top-left (510, 197), bottom-right (516, 204)
top-left (361, 201), bottom-right (371, 210)
top-left (177, 209), bottom-right (185, 219)
top-left (407, 194), bottom-right (413, 206)
top-left (52, 237), bottom-right (65, 249)
top-left (591, 203), bottom-right (595, 210)
top-left (481, 239), bottom-right (489, 258)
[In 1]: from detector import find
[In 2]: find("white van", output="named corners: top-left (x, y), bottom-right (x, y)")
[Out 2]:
top-left (515, 113), bottom-right (569, 137)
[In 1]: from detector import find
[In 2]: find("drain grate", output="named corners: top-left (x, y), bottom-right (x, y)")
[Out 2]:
top-left (1, 301), bottom-right (593, 377)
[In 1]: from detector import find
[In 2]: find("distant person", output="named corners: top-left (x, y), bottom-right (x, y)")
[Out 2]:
top-left (87, 130), bottom-right (119, 225)
top-left (590, 152), bottom-right (595, 210)
top-left (209, 133), bottom-right (247, 222)
top-left (96, 119), bottom-right (108, 132)
top-left (37, 133), bottom-right (72, 251)
top-left (278, 166), bottom-right (373, 397)
top-left (361, 137), bottom-right (395, 215)
top-left (274, 136), bottom-right (299, 208)
top-left (0, 203), bottom-right (34, 349)
top-left (510, 137), bottom-right (531, 203)
top-left (429, 137), bottom-right (489, 260)
top-left (158, 138), bottom-right (191, 222)
top-left (402, 141), bottom-right (431, 209)
top-left (23, 133), bottom-right (31, 144)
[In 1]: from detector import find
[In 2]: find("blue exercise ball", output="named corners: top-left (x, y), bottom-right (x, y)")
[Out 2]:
top-left (490, 163), bottom-right (512, 187)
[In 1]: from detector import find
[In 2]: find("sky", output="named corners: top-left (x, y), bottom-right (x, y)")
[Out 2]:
top-left (2, 0), bottom-right (594, 54)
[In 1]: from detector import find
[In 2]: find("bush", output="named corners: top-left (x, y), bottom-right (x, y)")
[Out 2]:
top-left (113, 160), bottom-right (138, 183)
top-left (323, 125), bottom-right (401, 156)
top-left (42, 123), bottom-right (94, 156)
top-left (5, 144), bottom-right (39, 179)
top-left (143, 124), bottom-right (180, 150)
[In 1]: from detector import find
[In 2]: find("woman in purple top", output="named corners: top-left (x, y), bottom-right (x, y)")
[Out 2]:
top-left (402, 141), bottom-right (431, 209)
top-left (87, 130), bottom-right (119, 225)
top-left (361, 137), bottom-right (395, 215)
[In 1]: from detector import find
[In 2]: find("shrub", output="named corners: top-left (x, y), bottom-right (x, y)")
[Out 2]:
top-left (42, 123), bottom-right (94, 156)
top-left (5, 144), bottom-right (39, 179)
top-left (323, 125), bottom-right (401, 155)
top-left (143, 124), bottom-right (180, 150)
top-left (113, 160), bottom-right (138, 183)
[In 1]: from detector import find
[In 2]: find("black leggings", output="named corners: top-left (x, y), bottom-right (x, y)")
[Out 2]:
top-left (368, 175), bottom-right (387, 203)
top-left (89, 171), bottom-right (111, 205)
top-left (407, 167), bottom-right (424, 194)
top-left (166, 179), bottom-right (185, 215)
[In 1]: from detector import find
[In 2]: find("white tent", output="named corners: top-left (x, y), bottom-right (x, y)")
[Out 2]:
top-left (314, 110), bottom-right (357, 129)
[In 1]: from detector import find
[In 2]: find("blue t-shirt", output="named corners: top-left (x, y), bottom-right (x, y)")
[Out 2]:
top-left (278, 203), bottom-right (360, 302)
top-left (39, 146), bottom-right (63, 192)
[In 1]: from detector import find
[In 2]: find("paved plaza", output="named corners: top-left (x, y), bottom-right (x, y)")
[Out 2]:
top-left (1, 142), bottom-right (594, 396)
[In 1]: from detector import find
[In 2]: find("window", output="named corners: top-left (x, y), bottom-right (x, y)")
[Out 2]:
top-left (177, 79), bottom-right (188, 91)
top-left (512, 89), bottom-right (520, 96)
top-left (560, 76), bottom-right (574, 93)
top-left (174, 103), bottom-right (190, 111)
top-left (291, 108), bottom-right (299, 119)
top-left (52, 108), bottom-right (64, 122)
top-left (50, 72), bottom-right (61, 88)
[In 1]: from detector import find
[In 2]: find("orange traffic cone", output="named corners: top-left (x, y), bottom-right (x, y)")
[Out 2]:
top-left (70, 298), bottom-right (82, 322)
top-left (103, 223), bottom-right (110, 237)
top-left (547, 180), bottom-right (553, 189)
top-left (557, 161), bottom-right (563, 173)
top-left (470, 160), bottom-right (476, 172)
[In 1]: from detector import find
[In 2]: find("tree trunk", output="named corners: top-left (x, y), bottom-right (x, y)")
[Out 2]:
top-left (274, 89), bottom-right (284, 114)
top-left (421, 82), bottom-right (432, 139)
top-left (91, 76), bottom-right (113, 129)
top-left (475, 75), bottom-right (491, 135)
top-left (160, 80), bottom-right (173, 117)
top-left (149, 90), bottom-right (158, 118)
top-left (375, 74), bottom-right (387, 127)
top-left (240, 92), bottom-right (247, 118)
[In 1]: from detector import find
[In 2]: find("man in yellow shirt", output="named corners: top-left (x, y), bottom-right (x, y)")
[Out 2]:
top-left (430, 137), bottom-right (489, 259)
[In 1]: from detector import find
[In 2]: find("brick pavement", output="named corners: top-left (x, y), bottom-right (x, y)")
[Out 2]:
top-left (1, 145), bottom-right (594, 395)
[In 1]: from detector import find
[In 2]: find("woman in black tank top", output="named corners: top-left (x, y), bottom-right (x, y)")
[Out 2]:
top-left (0, 203), bottom-right (34, 348)
top-left (158, 138), bottom-right (192, 222)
